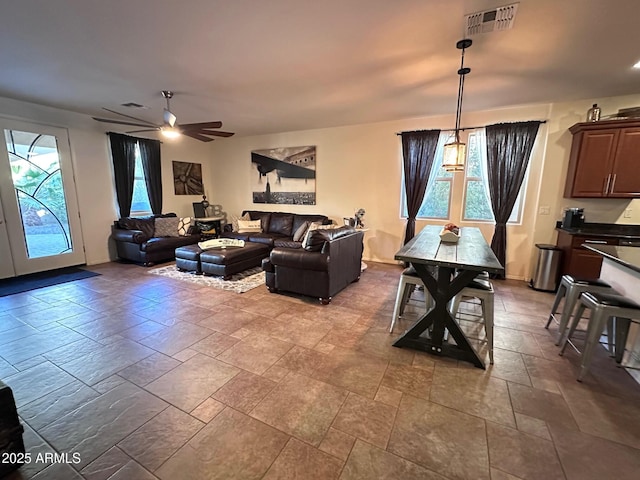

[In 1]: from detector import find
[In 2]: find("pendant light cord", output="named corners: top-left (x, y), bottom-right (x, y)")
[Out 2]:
top-left (454, 40), bottom-right (471, 142)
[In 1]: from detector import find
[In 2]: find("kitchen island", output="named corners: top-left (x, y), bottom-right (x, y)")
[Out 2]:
top-left (583, 244), bottom-right (640, 379)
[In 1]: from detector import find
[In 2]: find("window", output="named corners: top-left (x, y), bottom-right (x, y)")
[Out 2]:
top-left (463, 130), bottom-right (493, 221)
top-left (130, 145), bottom-right (151, 214)
top-left (401, 129), bottom-right (527, 224)
top-left (418, 133), bottom-right (452, 219)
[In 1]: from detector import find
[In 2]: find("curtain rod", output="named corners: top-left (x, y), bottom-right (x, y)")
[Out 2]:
top-left (105, 132), bottom-right (163, 144)
top-left (396, 120), bottom-right (547, 135)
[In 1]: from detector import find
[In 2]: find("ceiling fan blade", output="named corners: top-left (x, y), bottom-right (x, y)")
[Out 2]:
top-left (179, 121), bottom-right (223, 130)
top-left (92, 117), bottom-right (160, 128)
top-left (126, 129), bottom-right (161, 133)
top-left (101, 108), bottom-right (158, 126)
top-left (164, 109), bottom-right (177, 127)
top-left (182, 131), bottom-right (215, 142)
top-left (196, 129), bottom-right (235, 137)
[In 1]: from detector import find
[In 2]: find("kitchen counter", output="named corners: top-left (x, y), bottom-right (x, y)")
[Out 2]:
top-left (555, 222), bottom-right (640, 278)
top-left (556, 222), bottom-right (640, 241)
top-left (583, 244), bottom-right (640, 274)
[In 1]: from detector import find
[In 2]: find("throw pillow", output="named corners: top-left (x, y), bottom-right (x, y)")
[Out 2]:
top-left (292, 221), bottom-right (311, 242)
top-left (303, 229), bottom-right (329, 252)
top-left (231, 212), bottom-right (251, 232)
top-left (237, 219), bottom-right (262, 233)
top-left (301, 221), bottom-right (324, 249)
top-left (178, 217), bottom-right (193, 236)
top-left (154, 216), bottom-right (180, 237)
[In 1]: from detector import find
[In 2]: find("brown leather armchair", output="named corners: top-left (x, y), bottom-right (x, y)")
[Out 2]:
top-left (262, 226), bottom-right (364, 304)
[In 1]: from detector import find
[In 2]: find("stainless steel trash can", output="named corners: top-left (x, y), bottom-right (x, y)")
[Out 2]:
top-left (530, 244), bottom-right (562, 292)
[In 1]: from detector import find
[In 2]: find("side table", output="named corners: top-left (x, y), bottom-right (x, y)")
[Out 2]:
top-left (195, 215), bottom-right (224, 240)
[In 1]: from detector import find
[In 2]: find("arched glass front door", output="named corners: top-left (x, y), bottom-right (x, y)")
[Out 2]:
top-left (0, 119), bottom-right (85, 278)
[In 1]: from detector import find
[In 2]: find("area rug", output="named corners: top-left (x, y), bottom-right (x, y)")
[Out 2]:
top-left (0, 267), bottom-right (101, 297)
top-left (148, 264), bottom-right (265, 293)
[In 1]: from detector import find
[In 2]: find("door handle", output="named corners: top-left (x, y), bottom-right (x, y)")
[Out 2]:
top-left (610, 174), bottom-right (617, 193)
top-left (584, 240), bottom-right (607, 244)
top-left (604, 174), bottom-right (611, 195)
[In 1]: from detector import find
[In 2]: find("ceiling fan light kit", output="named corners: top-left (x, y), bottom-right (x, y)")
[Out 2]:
top-left (161, 126), bottom-right (181, 139)
top-left (92, 90), bottom-right (234, 143)
top-left (443, 38), bottom-right (472, 172)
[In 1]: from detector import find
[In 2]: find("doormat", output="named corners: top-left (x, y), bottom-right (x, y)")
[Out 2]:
top-left (148, 264), bottom-right (265, 294)
top-left (0, 267), bottom-right (101, 297)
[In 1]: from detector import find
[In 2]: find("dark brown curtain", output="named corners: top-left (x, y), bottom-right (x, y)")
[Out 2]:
top-left (108, 132), bottom-right (138, 218)
top-left (485, 121), bottom-right (541, 278)
top-left (401, 129), bottom-right (441, 243)
top-left (137, 137), bottom-right (163, 214)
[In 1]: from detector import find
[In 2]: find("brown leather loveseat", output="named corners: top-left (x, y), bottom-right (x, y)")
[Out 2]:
top-left (262, 226), bottom-right (364, 304)
top-left (111, 213), bottom-right (200, 266)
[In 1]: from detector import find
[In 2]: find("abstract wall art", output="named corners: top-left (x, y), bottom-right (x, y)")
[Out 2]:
top-left (173, 161), bottom-right (204, 195)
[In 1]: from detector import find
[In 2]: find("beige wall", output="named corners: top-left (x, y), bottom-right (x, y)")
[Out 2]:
top-left (209, 103), bottom-right (551, 279)
top-left (209, 95), bottom-right (640, 280)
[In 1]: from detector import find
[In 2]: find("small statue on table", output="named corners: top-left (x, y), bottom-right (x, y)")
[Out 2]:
top-left (354, 208), bottom-right (365, 229)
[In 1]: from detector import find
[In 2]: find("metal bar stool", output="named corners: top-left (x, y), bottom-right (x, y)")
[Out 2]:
top-left (390, 267), bottom-right (433, 333)
top-left (450, 277), bottom-right (495, 364)
top-left (545, 275), bottom-right (613, 346)
top-left (559, 291), bottom-right (640, 381)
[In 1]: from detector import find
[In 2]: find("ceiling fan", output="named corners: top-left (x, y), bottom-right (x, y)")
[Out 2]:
top-left (92, 90), bottom-right (234, 142)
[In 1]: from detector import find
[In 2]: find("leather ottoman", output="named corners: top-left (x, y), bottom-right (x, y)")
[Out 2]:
top-left (175, 244), bottom-right (203, 273)
top-left (200, 242), bottom-right (271, 280)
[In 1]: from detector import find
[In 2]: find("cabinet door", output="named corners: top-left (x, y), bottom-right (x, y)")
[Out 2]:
top-left (609, 127), bottom-right (640, 197)
top-left (566, 248), bottom-right (604, 278)
top-left (568, 130), bottom-right (618, 197)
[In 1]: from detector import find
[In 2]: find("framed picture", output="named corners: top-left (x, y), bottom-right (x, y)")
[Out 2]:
top-left (173, 161), bottom-right (204, 195)
top-left (251, 146), bottom-right (316, 204)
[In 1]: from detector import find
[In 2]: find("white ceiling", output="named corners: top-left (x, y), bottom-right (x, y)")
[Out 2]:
top-left (2, 0), bottom-right (640, 137)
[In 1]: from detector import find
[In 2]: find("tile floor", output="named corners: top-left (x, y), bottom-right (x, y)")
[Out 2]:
top-left (2, 261), bottom-right (640, 480)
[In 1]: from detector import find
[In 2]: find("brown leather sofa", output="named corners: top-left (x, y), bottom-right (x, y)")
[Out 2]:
top-left (262, 226), bottom-right (364, 304)
top-left (221, 210), bottom-right (330, 247)
top-left (111, 213), bottom-right (200, 266)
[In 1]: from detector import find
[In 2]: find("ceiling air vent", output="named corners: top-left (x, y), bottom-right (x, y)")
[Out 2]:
top-left (465, 3), bottom-right (518, 36)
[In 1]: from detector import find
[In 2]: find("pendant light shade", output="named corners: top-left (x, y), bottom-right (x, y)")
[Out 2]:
top-left (442, 140), bottom-right (466, 172)
top-left (442, 38), bottom-right (472, 172)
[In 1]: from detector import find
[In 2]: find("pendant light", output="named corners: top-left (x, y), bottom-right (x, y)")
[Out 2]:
top-left (442, 38), bottom-right (472, 172)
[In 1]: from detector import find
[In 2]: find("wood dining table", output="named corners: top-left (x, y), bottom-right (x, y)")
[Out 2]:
top-left (393, 225), bottom-right (504, 368)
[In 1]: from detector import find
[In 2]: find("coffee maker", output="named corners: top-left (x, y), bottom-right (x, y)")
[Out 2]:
top-left (562, 208), bottom-right (584, 229)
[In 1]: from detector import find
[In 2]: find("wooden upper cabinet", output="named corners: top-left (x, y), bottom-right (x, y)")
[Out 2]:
top-left (609, 127), bottom-right (640, 196)
top-left (564, 120), bottom-right (640, 198)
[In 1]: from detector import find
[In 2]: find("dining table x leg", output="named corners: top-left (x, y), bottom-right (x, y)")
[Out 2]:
top-left (392, 263), bottom-right (486, 369)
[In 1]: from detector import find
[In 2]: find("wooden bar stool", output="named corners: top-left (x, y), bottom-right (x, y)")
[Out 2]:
top-left (450, 278), bottom-right (495, 364)
top-left (390, 267), bottom-right (433, 333)
top-left (545, 274), bottom-right (613, 346)
top-left (559, 291), bottom-right (640, 381)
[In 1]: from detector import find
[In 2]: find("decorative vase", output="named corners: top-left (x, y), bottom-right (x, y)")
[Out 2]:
top-left (586, 104), bottom-right (601, 122)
